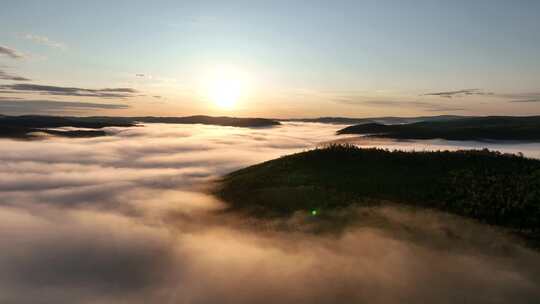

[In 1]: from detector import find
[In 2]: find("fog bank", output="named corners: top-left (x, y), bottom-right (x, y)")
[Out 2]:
top-left (1, 122), bottom-right (539, 303)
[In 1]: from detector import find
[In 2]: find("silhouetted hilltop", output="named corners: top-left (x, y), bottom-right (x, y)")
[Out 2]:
top-left (133, 115), bottom-right (280, 127)
top-left (339, 122), bottom-right (391, 133)
top-left (338, 116), bottom-right (540, 140)
top-left (0, 115), bottom-right (280, 139)
top-left (287, 115), bottom-right (466, 125)
top-left (218, 145), bottom-right (540, 244)
top-left (0, 115), bottom-right (134, 129)
top-left (0, 115), bottom-right (134, 139)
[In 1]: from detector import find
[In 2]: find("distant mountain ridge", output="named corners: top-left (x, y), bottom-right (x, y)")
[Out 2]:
top-left (337, 115), bottom-right (540, 141)
top-left (285, 115), bottom-right (468, 125)
top-left (0, 115), bottom-right (281, 139)
top-left (132, 115), bottom-right (280, 127)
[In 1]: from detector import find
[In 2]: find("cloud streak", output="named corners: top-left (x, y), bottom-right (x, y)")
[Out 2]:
top-left (0, 98), bottom-right (128, 114)
top-left (422, 89), bottom-right (494, 98)
top-left (0, 83), bottom-right (138, 98)
top-left (0, 69), bottom-right (30, 81)
top-left (339, 99), bottom-right (465, 112)
top-left (422, 89), bottom-right (540, 103)
top-left (21, 34), bottom-right (66, 50)
top-left (0, 45), bottom-right (23, 59)
top-left (503, 93), bottom-right (540, 103)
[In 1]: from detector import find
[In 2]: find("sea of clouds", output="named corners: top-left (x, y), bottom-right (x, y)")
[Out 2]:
top-left (0, 122), bottom-right (539, 304)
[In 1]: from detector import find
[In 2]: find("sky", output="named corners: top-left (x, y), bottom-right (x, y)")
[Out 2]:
top-left (1, 0), bottom-right (539, 117)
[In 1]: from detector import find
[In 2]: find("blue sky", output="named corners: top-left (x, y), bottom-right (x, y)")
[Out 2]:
top-left (1, 0), bottom-right (539, 117)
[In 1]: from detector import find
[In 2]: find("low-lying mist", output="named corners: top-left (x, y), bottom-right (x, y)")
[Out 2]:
top-left (1, 122), bottom-right (539, 303)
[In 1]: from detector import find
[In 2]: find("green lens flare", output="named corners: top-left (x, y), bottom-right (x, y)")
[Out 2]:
top-left (311, 209), bottom-right (318, 216)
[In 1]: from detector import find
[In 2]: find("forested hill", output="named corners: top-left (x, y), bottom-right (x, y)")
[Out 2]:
top-left (217, 145), bottom-right (540, 244)
top-left (0, 115), bottom-right (280, 139)
top-left (286, 115), bottom-right (466, 125)
top-left (337, 116), bottom-right (540, 141)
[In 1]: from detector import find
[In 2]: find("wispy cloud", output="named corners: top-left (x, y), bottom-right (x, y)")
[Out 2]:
top-left (337, 99), bottom-right (465, 112)
top-left (421, 89), bottom-right (540, 103)
top-left (0, 98), bottom-right (128, 114)
top-left (21, 34), bottom-right (66, 50)
top-left (422, 89), bottom-right (494, 98)
top-left (510, 99), bottom-right (540, 103)
top-left (0, 69), bottom-right (30, 81)
top-left (0, 45), bottom-right (24, 59)
top-left (0, 83), bottom-right (138, 98)
top-left (423, 106), bottom-right (466, 112)
top-left (334, 88), bottom-right (540, 109)
top-left (500, 93), bottom-right (540, 103)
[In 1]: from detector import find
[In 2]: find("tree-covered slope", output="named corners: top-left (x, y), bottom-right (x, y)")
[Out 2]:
top-left (217, 145), bottom-right (540, 235)
top-left (337, 116), bottom-right (540, 140)
top-left (0, 115), bottom-right (280, 139)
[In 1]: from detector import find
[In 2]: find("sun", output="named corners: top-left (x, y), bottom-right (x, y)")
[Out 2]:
top-left (203, 66), bottom-right (250, 110)
top-left (208, 77), bottom-right (242, 109)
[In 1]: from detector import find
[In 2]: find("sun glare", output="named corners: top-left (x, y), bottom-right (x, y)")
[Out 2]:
top-left (208, 78), bottom-right (242, 109)
top-left (203, 66), bottom-right (250, 110)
